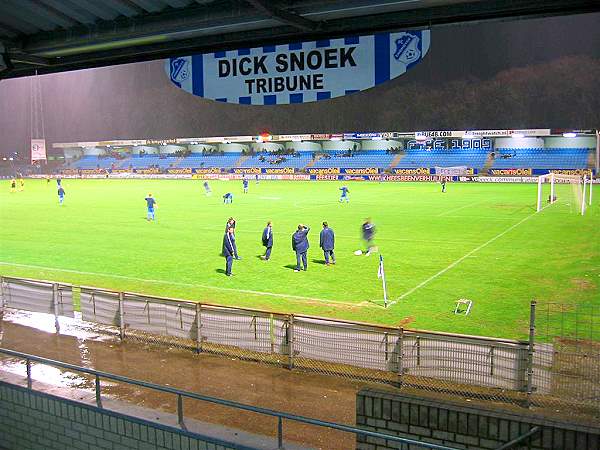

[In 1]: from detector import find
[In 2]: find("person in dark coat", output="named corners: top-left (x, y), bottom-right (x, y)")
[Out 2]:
top-left (222, 227), bottom-right (237, 276)
top-left (319, 222), bottom-right (335, 265)
top-left (291, 224), bottom-right (310, 272)
top-left (225, 217), bottom-right (241, 259)
top-left (261, 221), bottom-right (273, 260)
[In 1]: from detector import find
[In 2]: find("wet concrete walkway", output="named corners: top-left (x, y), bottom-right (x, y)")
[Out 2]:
top-left (0, 310), bottom-right (374, 449)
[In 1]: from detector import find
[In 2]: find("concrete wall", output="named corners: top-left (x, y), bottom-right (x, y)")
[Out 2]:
top-left (321, 140), bottom-right (360, 151)
top-left (360, 140), bottom-right (402, 151)
top-left (494, 137), bottom-right (544, 149)
top-left (544, 137), bottom-right (596, 148)
top-left (218, 143), bottom-right (248, 153)
top-left (188, 144), bottom-right (217, 153)
top-left (356, 389), bottom-right (600, 450)
top-left (250, 142), bottom-right (284, 152)
top-left (158, 145), bottom-right (186, 154)
top-left (0, 381), bottom-right (241, 450)
top-left (284, 141), bottom-right (321, 151)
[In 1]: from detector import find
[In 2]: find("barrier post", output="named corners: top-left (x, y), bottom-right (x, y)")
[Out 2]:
top-left (288, 315), bottom-right (294, 370)
top-left (195, 303), bottom-right (202, 353)
top-left (118, 292), bottom-right (125, 340)
top-left (526, 300), bottom-right (536, 407)
top-left (398, 328), bottom-right (404, 386)
top-left (52, 283), bottom-right (60, 334)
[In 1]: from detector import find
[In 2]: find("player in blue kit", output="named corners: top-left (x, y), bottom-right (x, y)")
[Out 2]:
top-left (145, 193), bottom-right (157, 221)
top-left (223, 192), bottom-right (233, 203)
top-left (243, 178), bottom-right (249, 193)
top-left (339, 186), bottom-right (350, 203)
top-left (57, 186), bottom-right (65, 205)
top-left (203, 181), bottom-right (212, 196)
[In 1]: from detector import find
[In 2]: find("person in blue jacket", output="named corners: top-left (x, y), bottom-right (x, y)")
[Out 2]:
top-left (291, 224), bottom-right (310, 272)
top-left (225, 217), bottom-right (241, 259)
top-left (222, 227), bottom-right (237, 276)
top-left (243, 178), bottom-right (249, 193)
top-left (319, 222), bottom-right (335, 265)
top-left (261, 221), bottom-right (273, 260)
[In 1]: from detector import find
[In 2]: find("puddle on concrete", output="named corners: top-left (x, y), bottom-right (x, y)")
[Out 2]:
top-left (0, 310), bottom-right (370, 449)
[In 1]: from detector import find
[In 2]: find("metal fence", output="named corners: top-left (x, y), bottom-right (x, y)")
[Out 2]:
top-left (1, 275), bottom-right (598, 422)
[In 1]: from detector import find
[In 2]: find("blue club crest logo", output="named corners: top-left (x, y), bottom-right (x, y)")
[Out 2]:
top-left (393, 33), bottom-right (421, 65)
top-left (170, 58), bottom-right (190, 86)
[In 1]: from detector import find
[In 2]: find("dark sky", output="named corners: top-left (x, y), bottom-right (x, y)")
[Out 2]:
top-left (0, 12), bottom-right (599, 156)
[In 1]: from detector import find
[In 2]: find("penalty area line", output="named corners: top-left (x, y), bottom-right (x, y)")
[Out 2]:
top-left (394, 205), bottom-right (551, 302)
top-left (0, 261), bottom-right (364, 307)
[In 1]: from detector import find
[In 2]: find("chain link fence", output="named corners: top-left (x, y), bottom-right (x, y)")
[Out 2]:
top-left (1, 276), bottom-right (598, 424)
top-left (531, 302), bottom-right (600, 419)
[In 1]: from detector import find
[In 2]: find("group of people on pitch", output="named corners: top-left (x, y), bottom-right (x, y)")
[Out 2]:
top-left (222, 217), bottom-right (376, 276)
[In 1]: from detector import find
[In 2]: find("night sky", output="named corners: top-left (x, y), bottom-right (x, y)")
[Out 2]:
top-left (0, 12), bottom-right (599, 156)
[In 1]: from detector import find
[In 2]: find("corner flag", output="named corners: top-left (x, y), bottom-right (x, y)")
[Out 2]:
top-left (378, 255), bottom-right (389, 307)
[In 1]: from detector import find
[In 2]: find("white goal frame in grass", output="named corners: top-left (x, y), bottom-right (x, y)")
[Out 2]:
top-left (536, 172), bottom-right (593, 215)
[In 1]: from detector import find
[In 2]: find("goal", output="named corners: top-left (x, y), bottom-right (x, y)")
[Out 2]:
top-left (536, 172), bottom-right (593, 215)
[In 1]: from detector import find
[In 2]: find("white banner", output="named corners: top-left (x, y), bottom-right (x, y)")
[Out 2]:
top-left (31, 139), bottom-right (46, 162)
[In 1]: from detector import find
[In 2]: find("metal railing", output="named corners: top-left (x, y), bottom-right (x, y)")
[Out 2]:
top-left (1, 275), bottom-right (599, 423)
top-left (0, 347), bottom-right (460, 450)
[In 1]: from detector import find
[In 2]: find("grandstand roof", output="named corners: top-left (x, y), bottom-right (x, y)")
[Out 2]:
top-left (1, 0), bottom-right (598, 79)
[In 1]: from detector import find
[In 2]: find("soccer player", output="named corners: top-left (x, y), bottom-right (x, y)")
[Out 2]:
top-left (222, 227), bottom-right (237, 276)
top-left (441, 176), bottom-right (447, 193)
top-left (291, 224), bottom-right (310, 272)
top-left (10, 178), bottom-right (16, 193)
top-left (18, 178), bottom-right (24, 191)
top-left (203, 181), bottom-right (212, 196)
top-left (362, 218), bottom-right (376, 256)
top-left (255, 174), bottom-right (259, 185)
top-left (56, 177), bottom-right (62, 187)
top-left (57, 186), bottom-right (65, 205)
top-left (339, 186), bottom-right (350, 203)
top-left (46, 176), bottom-right (51, 185)
top-left (223, 192), bottom-right (233, 204)
top-left (243, 178), bottom-right (249, 194)
top-left (319, 222), bottom-right (335, 266)
top-left (261, 221), bottom-right (273, 260)
top-left (145, 193), bottom-right (157, 221)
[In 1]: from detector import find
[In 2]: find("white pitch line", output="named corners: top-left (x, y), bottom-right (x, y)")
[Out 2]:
top-left (395, 205), bottom-right (550, 301)
top-left (0, 261), bottom-right (363, 307)
top-left (436, 201), bottom-right (481, 217)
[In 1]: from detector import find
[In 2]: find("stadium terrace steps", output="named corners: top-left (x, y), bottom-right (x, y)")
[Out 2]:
top-left (588, 151), bottom-right (596, 169)
top-left (234, 155), bottom-right (251, 167)
top-left (305, 154), bottom-right (323, 168)
top-left (480, 151), bottom-right (496, 175)
top-left (388, 153), bottom-right (405, 170)
top-left (490, 147), bottom-right (591, 169)
top-left (64, 148), bottom-right (595, 172)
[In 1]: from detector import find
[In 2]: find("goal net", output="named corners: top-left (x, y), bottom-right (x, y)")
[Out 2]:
top-left (536, 172), bottom-right (593, 215)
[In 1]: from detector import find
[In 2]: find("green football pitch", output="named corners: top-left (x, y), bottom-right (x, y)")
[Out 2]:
top-left (1, 178), bottom-right (598, 339)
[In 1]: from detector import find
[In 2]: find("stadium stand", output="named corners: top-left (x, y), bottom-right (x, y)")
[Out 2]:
top-left (395, 148), bottom-right (489, 169)
top-left (490, 147), bottom-right (590, 169)
top-left (64, 147), bottom-right (594, 172)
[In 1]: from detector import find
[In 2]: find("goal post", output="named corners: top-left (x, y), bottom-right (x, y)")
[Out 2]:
top-left (536, 172), bottom-right (591, 215)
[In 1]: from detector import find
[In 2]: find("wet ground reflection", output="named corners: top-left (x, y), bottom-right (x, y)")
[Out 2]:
top-left (0, 310), bottom-right (369, 449)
